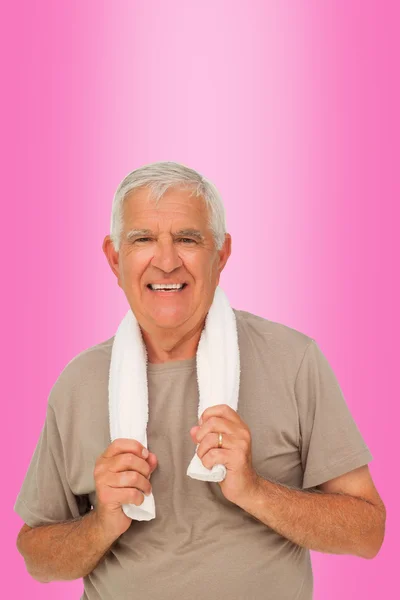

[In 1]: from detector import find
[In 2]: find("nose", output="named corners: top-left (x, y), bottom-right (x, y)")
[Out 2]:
top-left (151, 237), bottom-right (183, 273)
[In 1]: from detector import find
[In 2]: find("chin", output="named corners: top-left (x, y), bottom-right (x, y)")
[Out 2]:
top-left (147, 307), bottom-right (191, 329)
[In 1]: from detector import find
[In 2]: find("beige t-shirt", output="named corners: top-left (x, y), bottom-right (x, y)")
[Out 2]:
top-left (14, 309), bottom-right (373, 600)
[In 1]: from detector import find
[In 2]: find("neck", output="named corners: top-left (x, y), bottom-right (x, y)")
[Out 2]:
top-left (140, 317), bottom-right (206, 364)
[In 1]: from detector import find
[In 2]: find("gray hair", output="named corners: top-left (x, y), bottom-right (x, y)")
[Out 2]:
top-left (110, 161), bottom-right (227, 251)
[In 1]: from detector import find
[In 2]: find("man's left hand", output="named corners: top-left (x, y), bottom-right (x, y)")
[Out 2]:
top-left (190, 404), bottom-right (261, 506)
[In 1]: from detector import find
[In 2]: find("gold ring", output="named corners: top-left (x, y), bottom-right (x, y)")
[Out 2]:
top-left (218, 432), bottom-right (223, 448)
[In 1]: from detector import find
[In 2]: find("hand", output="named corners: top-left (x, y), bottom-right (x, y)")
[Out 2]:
top-left (93, 438), bottom-right (158, 538)
top-left (190, 404), bottom-right (261, 506)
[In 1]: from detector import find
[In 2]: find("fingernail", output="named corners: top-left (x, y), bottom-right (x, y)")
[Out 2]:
top-left (142, 448), bottom-right (149, 458)
top-left (199, 416), bottom-right (203, 425)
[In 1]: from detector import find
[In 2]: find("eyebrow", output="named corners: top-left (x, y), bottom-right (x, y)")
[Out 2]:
top-left (125, 228), bottom-right (205, 242)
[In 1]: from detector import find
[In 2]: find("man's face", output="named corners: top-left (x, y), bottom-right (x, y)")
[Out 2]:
top-left (106, 185), bottom-right (231, 333)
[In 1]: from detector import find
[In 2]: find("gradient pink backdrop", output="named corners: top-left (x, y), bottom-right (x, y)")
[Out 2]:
top-left (3, 1), bottom-right (398, 597)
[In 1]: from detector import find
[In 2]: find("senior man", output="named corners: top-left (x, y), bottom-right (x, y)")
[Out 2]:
top-left (15, 162), bottom-right (385, 599)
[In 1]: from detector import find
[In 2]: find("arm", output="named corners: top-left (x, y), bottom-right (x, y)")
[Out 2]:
top-left (236, 465), bottom-right (386, 559)
top-left (16, 509), bottom-right (120, 583)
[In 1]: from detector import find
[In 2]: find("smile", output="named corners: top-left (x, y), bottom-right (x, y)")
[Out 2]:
top-left (147, 283), bottom-right (188, 292)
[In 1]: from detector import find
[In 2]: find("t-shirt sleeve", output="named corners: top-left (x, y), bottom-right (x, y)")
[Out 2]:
top-left (14, 392), bottom-right (91, 528)
top-left (295, 339), bottom-right (373, 490)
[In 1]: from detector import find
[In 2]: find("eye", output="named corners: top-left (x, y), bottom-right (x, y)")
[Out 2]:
top-left (177, 238), bottom-right (197, 244)
top-left (133, 236), bottom-right (196, 244)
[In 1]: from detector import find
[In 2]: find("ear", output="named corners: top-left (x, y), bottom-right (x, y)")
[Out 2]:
top-left (217, 233), bottom-right (232, 275)
top-left (102, 235), bottom-right (122, 287)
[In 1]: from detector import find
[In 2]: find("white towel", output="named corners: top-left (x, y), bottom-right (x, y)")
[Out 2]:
top-left (108, 285), bottom-right (240, 521)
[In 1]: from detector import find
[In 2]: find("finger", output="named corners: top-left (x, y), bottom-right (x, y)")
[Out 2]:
top-left (108, 453), bottom-right (151, 479)
top-left (102, 438), bottom-right (149, 460)
top-left (199, 448), bottom-right (230, 471)
top-left (200, 404), bottom-right (242, 427)
top-left (197, 432), bottom-right (236, 460)
top-left (196, 416), bottom-right (236, 443)
top-left (105, 470), bottom-right (152, 497)
top-left (110, 486), bottom-right (149, 507)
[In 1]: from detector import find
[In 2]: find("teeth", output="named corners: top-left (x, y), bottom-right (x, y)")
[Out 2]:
top-left (150, 283), bottom-right (184, 290)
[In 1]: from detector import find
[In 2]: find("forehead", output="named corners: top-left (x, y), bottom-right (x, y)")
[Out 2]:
top-left (123, 186), bottom-right (209, 228)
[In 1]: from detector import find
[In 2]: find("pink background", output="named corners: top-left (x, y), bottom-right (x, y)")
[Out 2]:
top-left (3, 1), bottom-right (398, 597)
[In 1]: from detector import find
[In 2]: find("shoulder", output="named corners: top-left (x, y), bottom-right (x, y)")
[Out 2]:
top-left (233, 308), bottom-right (314, 369)
top-left (233, 308), bottom-right (313, 347)
top-left (48, 335), bottom-right (114, 412)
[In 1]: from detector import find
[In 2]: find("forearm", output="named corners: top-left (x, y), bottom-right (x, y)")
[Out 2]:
top-left (17, 509), bottom-right (121, 582)
top-left (237, 477), bottom-right (385, 558)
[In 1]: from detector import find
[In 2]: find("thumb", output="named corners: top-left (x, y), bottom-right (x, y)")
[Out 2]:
top-left (147, 452), bottom-right (158, 474)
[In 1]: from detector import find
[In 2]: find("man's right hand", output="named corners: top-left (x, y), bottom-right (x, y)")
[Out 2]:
top-left (93, 438), bottom-right (158, 538)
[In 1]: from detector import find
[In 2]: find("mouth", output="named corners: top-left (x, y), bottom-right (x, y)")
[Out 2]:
top-left (146, 283), bottom-right (188, 293)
